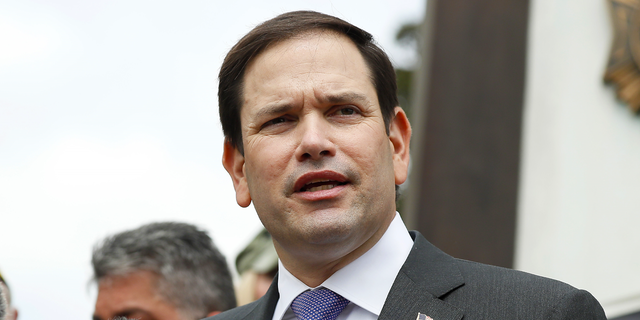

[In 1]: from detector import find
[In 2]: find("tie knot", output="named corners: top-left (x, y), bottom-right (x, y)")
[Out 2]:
top-left (291, 288), bottom-right (350, 320)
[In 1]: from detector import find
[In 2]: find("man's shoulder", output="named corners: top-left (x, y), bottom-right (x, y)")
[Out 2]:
top-left (446, 258), bottom-right (606, 318)
top-left (204, 300), bottom-right (261, 320)
top-left (204, 279), bottom-right (280, 320)
top-left (409, 230), bottom-right (590, 295)
top-left (402, 232), bottom-right (606, 319)
top-left (456, 256), bottom-right (596, 297)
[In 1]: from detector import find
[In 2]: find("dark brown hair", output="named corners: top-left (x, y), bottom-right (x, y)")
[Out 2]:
top-left (218, 10), bottom-right (399, 153)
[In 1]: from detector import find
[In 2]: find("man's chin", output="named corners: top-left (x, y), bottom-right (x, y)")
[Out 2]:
top-left (296, 217), bottom-right (361, 246)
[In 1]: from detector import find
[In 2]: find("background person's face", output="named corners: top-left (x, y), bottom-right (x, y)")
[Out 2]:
top-left (225, 32), bottom-right (410, 265)
top-left (93, 271), bottom-right (186, 320)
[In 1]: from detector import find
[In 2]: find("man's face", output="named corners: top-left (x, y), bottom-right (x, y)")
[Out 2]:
top-left (223, 31), bottom-right (411, 264)
top-left (93, 271), bottom-right (186, 320)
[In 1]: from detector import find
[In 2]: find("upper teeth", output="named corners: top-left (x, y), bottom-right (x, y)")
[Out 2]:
top-left (307, 183), bottom-right (338, 192)
top-left (308, 179), bottom-right (331, 184)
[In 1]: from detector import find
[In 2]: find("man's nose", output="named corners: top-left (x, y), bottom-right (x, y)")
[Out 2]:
top-left (294, 116), bottom-right (336, 161)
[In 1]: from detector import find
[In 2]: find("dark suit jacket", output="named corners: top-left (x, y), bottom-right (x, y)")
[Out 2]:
top-left (208, 231), bottom-right (606, 320)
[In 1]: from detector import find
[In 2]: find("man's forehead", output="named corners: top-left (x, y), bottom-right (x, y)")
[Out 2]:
top-left (264, 29), bottom-right (355, 54)
top-left (98, 270), bottom-right (160, 288)
top-left (272, 30), bottom-right (352, 51)
top-left (246, 31), bottom-right (360, 74)
top-left (241, 31), bottom-right (374, 106)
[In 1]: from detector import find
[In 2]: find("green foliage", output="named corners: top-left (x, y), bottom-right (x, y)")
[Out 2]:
top-left (396, 68), bottom-right (414, 121)
top-left (394, 22), bottom-right (420, 212)
top-left (395, 23), bottom-right (420, 48)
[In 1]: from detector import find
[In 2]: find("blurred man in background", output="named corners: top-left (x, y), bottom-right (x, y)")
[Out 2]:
top-left (91, 222), bottom-right (236, 320)
top-left (0, 271), bottom-right (18, 320)
top-left (234, 229), bottom-right (278, 306)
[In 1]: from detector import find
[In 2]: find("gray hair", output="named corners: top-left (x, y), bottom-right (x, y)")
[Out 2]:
top-left (92, 222), bottom-right (236, 319)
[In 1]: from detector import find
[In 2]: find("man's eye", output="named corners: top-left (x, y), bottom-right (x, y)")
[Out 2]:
top-left (262, 117), bottom-right (287, 128)
top-left (335, 106), bottom-right (358, 115)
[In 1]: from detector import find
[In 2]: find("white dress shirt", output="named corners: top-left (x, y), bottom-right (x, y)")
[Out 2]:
top-left (272, 212), bottom-right (414, 320)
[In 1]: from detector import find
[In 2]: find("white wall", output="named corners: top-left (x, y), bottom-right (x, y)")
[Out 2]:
top-left (517, 0), bottom-right (640, 317)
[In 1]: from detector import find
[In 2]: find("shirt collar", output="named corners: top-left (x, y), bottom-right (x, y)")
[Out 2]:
top-left (273, 212), bottom-right (414, 319)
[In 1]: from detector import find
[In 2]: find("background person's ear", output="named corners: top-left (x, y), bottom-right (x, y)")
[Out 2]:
top-left (222, 141), bottom-right (252, 207)
top-left (388, 107), bottom-right (412, 185)
top-left (206, 310), bottom-right (221, 317)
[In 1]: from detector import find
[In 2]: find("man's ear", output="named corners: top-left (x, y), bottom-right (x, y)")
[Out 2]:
top-left (222, 141), bottom-right (252, 207)
top-left (206, 310), bottom-right (221, 317)
top-left (389, 106), bottom-right (412, 185)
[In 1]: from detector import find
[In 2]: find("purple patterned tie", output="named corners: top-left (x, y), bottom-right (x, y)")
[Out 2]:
top-left (291, 288), bottom-right (350, 320)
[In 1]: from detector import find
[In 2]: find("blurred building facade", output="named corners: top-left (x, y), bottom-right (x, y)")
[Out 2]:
top-left (403, 0), bottom-right (640, 318)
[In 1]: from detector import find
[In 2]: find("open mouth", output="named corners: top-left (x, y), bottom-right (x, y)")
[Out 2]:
top-left (299, 179), bottom-right (348, 192)
top-left (293, 171), bottom-right (350, 195)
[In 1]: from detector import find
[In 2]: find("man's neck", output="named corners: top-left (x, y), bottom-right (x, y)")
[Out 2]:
top-left (275, 217), bottom-right (393, 288)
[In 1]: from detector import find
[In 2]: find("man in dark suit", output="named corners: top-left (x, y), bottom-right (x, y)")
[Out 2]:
top-left (210, 10), bottom-right (606, 320)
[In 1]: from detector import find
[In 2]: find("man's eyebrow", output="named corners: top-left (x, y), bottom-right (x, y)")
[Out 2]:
top-left (117, 308), bottom-right (152, 315)
top-left (321, 92), bottom-right (369, 104)
top-left (114, 308), bottom-right (155, 319)
top-left (252, 92), bottom-right (368, 119)
top-left (254, 103), bottom-right (295, 119)
top-left (92, 316), bottom-right (103, 320)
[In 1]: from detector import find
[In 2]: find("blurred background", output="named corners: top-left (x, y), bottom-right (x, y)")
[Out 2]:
top-left (2, 0), bottom-right (640, 319)
top-left (0, 0), bottom-right (422, 319)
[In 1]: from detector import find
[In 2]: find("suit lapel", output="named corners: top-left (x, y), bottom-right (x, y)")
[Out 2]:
top-left (378, 231), bottom-right (465, 320)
